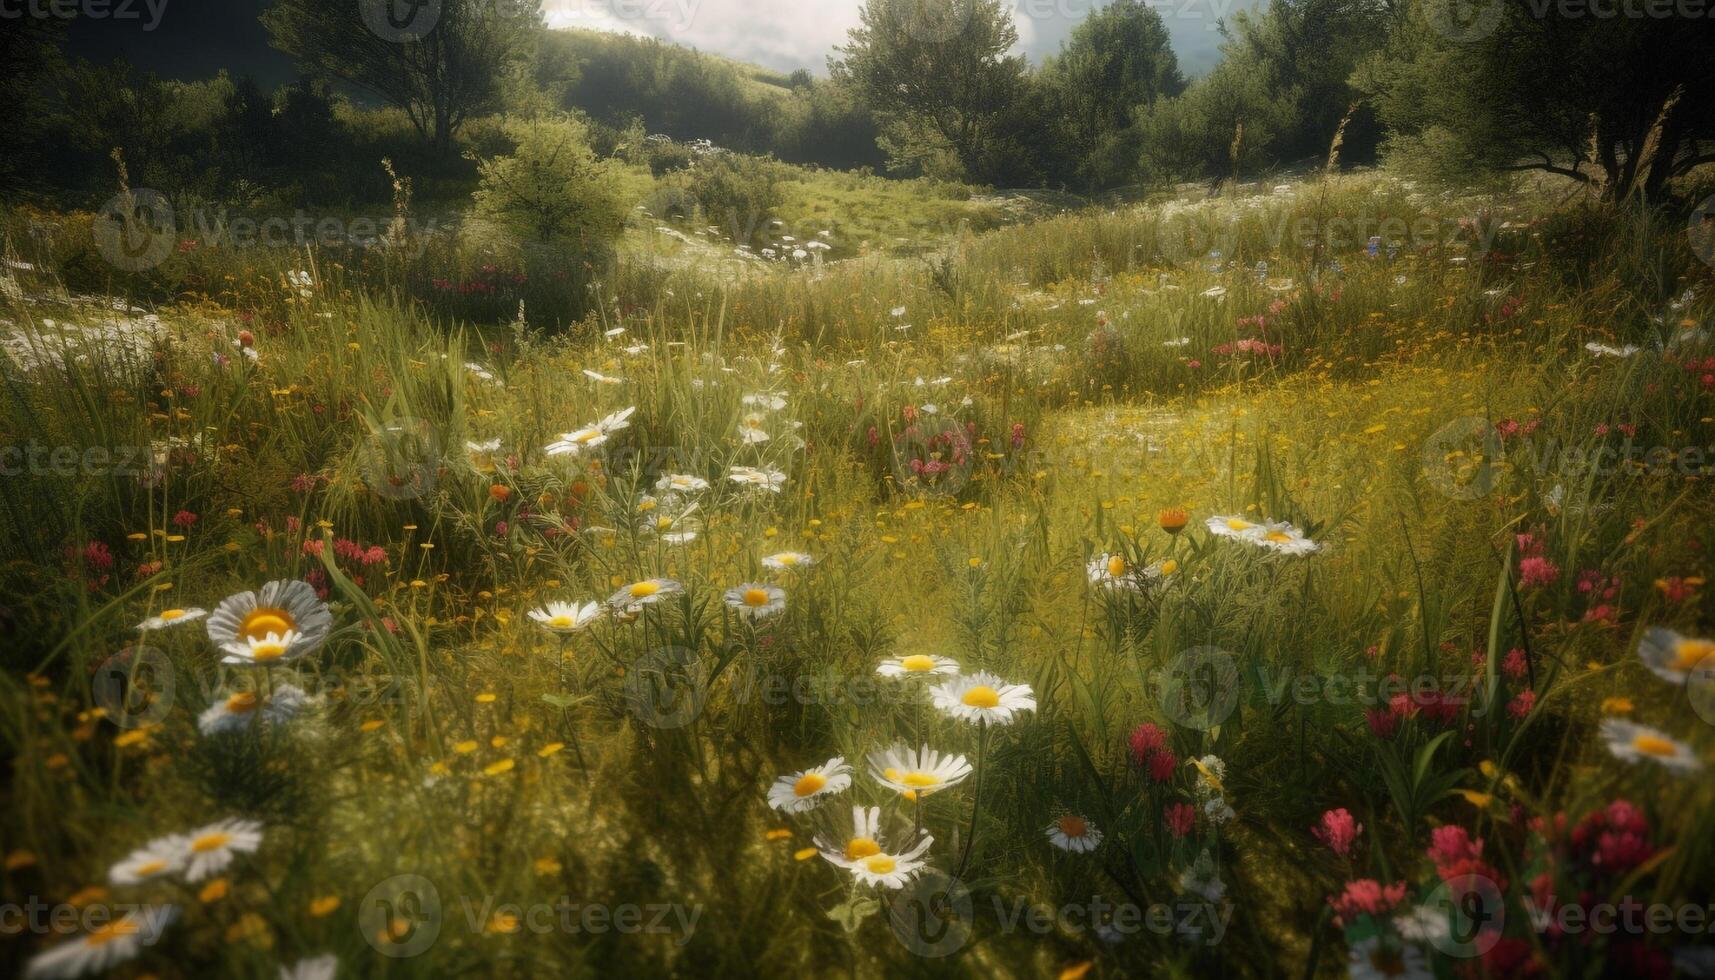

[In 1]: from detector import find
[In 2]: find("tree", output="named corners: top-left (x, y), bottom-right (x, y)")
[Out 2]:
top-left (1136, 52), bottom-right (1298, 185)
top-left (1358, 0), bottom-right (1715, 201)
top-left (830, 0), bottom-right (1032, 183)
top-left (471, 115), bottom-right (625, 246)
top-left (1039, 0), bottom-right (1184, 190)
top-left (263, 0), bottom-right (540, 151)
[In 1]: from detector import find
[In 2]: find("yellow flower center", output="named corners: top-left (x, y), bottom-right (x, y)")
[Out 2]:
top-left (225, 692), bottom-right (260, 714)
top-left (962, 685), bottom-right (1001, 709)
top-left (1669, 639), bottom-right (1715, 672)
top-left (1106, 556), bottom-right (1127, 578)
top-left (1057, 815), bottom-right (1089, 837)
top-left (549, 615), bottom-right (576, 629)
top-left (629, 581), bottom-right (660, 599)
top-left (240, 608), bottom-right (294, 642)
top-left (863, 855), bottom-right (897, 875)
top-left (1265, 531), bottom-right (1294, 544)
top-left (775, 554), bottom-right (799, 566)
top-left (793, 772), bottom-right (827, 797)
top-left (134, 860), bottom-right (168, 876)
top-left (159, 609), bottom-right (185, 621)
top-left (900, 771), bottom-right (941, 788)
top-left (845, 837), bottom-right (881, 861)
top-left (743, 589), bottom-right (771, 607)
top-left (1632, 735), bottom-right (1680, 757)
top-left (1225, 518), bottom-right (1253, 532)
top-left (572, 428), bottom-right (602, 443)
top-left (899, 655), bottom-right (936, 672)
top-left (249, 640), bottom-right (289, 661)
top-left (191, 832), bottom-right (232, 853)
top-left (1159, 560), bottom-right (1178, 575)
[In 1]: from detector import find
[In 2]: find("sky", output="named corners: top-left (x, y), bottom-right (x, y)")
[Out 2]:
top-left (61, 0), bottom-right (1251, 85)
top-left (542, 0), bottom-right (1247, 76)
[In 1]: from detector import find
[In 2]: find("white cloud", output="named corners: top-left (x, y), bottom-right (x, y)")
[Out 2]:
top-left (543, 0), bottom-right (1250, 77)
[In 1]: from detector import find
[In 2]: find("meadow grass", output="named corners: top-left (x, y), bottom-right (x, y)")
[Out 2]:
top-left (1, 172), bottom-right (1713, 978)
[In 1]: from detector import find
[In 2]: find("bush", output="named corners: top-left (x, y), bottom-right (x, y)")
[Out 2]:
top-left (676, 152), bottom-right (789, 247)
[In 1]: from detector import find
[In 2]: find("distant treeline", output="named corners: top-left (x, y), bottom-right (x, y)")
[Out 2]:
top-left (1, 0), bottom-right (1710, 211)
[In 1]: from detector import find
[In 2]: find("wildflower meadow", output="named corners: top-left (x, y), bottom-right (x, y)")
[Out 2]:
top-left (4, 1), bottom-right (1715, 978)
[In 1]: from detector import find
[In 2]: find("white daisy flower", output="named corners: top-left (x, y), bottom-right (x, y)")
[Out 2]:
top-left (1601, 719), bottom-right (1703, 774)
top-left (738, 412), bottom-right (772, 444)
top-left (814, 805), bottom-right (888, 868)
top-left (24, 906), bottom-right (177, 980)
top-left (182, 818), bottom-right (263, 882)
top-left (279, 954), bottom-right (339, 980)
top-left (766, 757), bottom-right (852, 813)
top-left (1636, 627), bottom-right (1715, 684)
top-left (875, 654), bottom-right (960, 678)
top-left (867, 744), bottom-right (972, 799)
top-left (1252, 521), bottom-right (1320, 556)
top-left (742, 393), bottom-right (787, 411)
top-left (931, 672), bottom-right (1036, 725)
top-left (607, 578), bottom-right (683, 612)
top-left (197, 685), bottom-right (308, 736)
top-left (728, 466), bottom-right (787, 492)
top-left (546, 407), bottom-right (636, 456)
top-left (762, 551), bottom-right (814, 571)
top-left (847, 834), bottom-right (934, 890)
top-left (1206, 515), bottom-right (1262, 539)
top-left (656, 473), bottom-right (710, 493)
top-left (110, 836), bottom-right (189, 886)
top-left (1087, 553), bottom-right (1145, 591)
top-left (1046, 814), bottom-right (1103, 853)
top-left (724, 584), bottom-right (786, 620)
top-left (1347, 937), bottom-right (1431, 980)
top-left (1584, 342), bottom-right (1641, 358)
top-left (529, 601), bottom-right (602, 634)
top-left (136, 607), bottom-right (207, 631)
top-left (206, 580), bottom-right (332, 666)
top-left (1393, 905), bottom-right (1450, 943)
